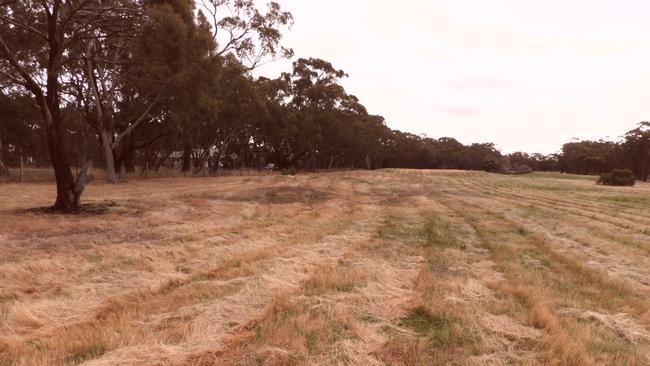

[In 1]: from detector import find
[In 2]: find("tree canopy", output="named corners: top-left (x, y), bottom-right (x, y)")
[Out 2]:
top-left (1, 1), bottom-right (648, 210)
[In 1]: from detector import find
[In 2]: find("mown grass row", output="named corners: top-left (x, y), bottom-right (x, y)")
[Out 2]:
top-left (439, 197), bottom-right (650, 365)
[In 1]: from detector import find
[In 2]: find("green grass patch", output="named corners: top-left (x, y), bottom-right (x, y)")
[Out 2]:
top-left (376, 216), bottom-right (422, 245)
top-left (65, 344), bottom-right (106, 365)
top-left (422, 216), bottom-right (461, 248)
top-left (399, 306), bottom-right (478, 348)
top-left (591, 194), bottom-right (650, 209)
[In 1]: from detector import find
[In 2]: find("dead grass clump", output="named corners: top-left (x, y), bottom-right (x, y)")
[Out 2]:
top-left (302, 265), bottom-right (366, 295)
top-left (216, 295), bottom-right (360, 365)
top-left (63, 343), bottom-right (107, 365)
top-left (578, 311), bottom-right (650, 344)
top-left (7, 304), bottom-right (44, 329)
top-left (481, 313), bottom-right (542, 341)
top-left (0, 336), bottom-right (19, 360)
top-left (377, 335), bottom-right (431, 366)
top-left (531, 304), bottom-right (559, 332)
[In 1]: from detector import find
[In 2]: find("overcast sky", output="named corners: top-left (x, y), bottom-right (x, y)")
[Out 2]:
top-left (254, 0), bottom-right (650, 154)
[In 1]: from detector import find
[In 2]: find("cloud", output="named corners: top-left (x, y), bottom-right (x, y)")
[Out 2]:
top-left (436, 105), bottom-right (484, 117)
top-left (446, 78), bottom-right (515, 91)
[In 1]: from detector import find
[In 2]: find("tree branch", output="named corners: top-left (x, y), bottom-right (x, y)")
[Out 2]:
top-left (0, 35), bottom-right (43, 96)
top-left (0, 68), bottom-right (26, 86)
top-left (0, 15), bottom-right (49, 40)
top-left (114, 95), bottom-right (162, 147)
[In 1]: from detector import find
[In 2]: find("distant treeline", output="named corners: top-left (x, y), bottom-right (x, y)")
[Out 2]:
top-left (1, 1), bottom-right (649, 210)
top-left (347, 121), bottom-right (650, 182)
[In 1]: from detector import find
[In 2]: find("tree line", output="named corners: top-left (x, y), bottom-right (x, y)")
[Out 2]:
top-left (1, 1), bottom-right (649, 211)
top-left (555, 123), bottom-right (650, 181)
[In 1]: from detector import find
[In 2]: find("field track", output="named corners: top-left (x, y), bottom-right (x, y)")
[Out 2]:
top-left (1, 170), bottom-right (649, 365)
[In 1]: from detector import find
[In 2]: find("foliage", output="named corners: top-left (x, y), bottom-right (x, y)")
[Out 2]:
top-left (597, 169), bottom-right (636, 187)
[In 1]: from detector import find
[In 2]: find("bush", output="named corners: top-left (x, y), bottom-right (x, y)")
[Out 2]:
top-left (485, 158), bottom-right (533, 175)
top-left (513, 164), bottom-right (533, 174)
top-left (482, 159), bottom-right (501, 173)
top-left (597, 169), bottom-right (636, 186)
top-left (281, 167), bottom-right (298, 176)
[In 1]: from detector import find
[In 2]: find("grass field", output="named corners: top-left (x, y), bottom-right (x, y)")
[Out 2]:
top-left (1, 170), bottom-right (649, 365)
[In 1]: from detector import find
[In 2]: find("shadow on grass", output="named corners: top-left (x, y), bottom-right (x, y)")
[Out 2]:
top-left (18, 200), bottom-right (128, 216)
top-left (223, 186), bottom-right (332, 205)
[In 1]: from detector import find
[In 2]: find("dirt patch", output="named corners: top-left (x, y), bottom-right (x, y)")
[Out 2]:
top-left (227, 186), bottom-right (331, 204)
top-left (16, 201), bottom-right (142, 216)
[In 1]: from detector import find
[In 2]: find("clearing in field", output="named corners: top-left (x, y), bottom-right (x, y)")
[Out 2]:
top-left (1, 170), bottom-right (649, 365)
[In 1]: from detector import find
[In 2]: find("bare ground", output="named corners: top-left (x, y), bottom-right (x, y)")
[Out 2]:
top-left (0, 170), bottom-right (649, 365)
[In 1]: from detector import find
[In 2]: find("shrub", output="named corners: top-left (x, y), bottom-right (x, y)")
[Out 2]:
top-left (281, 167), bottom-right (298, 176)
top-left (485, 158), bottom-right (533, 175)
top-left (481, 159), bottom-right (501, 173)
top-left (513, 164), bottom-right (533, 174)
top-left (597, 169), bottom-right (636, 186)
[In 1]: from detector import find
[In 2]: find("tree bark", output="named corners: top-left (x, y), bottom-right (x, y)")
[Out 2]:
top-left (365, 154), bottom-right (372, 170)
top-left (41, 74), bottom-right (81, 211)
top-left (124, 149), bottom-right (135, 173)
top-left (73, 161), bottom-right (94, 208)
top-left (0, 137), bottom-right (8, 178)
top-left (182, 142), bottom-right (192, 172)
top-left (46, 121), bottom-right (78, 211)
top-left (100, 129), bottom-right (118, 183)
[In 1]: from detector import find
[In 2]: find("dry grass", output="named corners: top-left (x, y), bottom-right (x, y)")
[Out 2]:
top-left (0, 170), bottom-right (649, 365)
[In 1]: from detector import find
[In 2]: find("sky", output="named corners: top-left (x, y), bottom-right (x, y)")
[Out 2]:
top-left (254, 0), bottom-right (650, 154)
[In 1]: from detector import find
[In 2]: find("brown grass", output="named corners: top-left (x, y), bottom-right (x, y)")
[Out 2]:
top-left (1, 170), bottom-right (649, 365)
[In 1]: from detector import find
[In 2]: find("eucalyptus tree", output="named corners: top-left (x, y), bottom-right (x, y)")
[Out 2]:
top-left (281, 58), bottom-right (351, 168)
top-left (0, 0), bottom-right (144, 210)
top-left (623, 122), bottom-right (650, 181)
top-left (175, 0), bottom-right (294, 172)
top-left (0, 91), bottom-right (45, 175)
top-left (197, 56), bottom-right (266, 172)
top-left (198, 0), bottom-right (293, 67)
top-left (64, 0), bottom-right (148, 183)
top-left (69, 0), bottom-right (219, 182)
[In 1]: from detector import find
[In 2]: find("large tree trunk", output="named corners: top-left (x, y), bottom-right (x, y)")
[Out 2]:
top-left (0, 137), bottom-right (9, 178)
top-left (100, 129), bottom-right (118, 183)
top-left (182, 142), bottom-right (192, 172)
top-left (46, 122), bottom-right (79, 211)
top-left (123, 149), bottom-right (135, 173)
top-left (365, 154), bottom-right (372, 170)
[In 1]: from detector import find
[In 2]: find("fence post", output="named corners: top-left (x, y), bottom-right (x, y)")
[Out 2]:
top-left (19, 156), bottom-right (24, 183)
